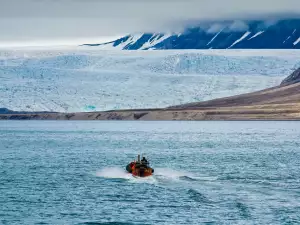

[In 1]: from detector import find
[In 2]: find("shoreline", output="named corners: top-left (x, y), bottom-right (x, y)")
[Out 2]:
top-left (2, 70), bottom-right (300, 121)
top-left (1, 103), bottom-right (300, 121)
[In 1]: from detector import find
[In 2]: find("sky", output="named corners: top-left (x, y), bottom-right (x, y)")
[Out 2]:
top-left (1, 0), bottom-right (300, 47)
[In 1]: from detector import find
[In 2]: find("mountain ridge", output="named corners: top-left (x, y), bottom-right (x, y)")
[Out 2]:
top-left (82, 19), bottom-right (300, 50)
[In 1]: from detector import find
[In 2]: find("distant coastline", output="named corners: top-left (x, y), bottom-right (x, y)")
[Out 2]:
top-left (1, 68), bottom-right (300, 121)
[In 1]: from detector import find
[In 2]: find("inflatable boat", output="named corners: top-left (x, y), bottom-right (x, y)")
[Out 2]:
top-left (126, 155), bottom-right (154, 177)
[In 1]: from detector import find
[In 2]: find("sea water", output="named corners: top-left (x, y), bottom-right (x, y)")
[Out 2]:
top-left (1, 121), bottom-right (300, 224)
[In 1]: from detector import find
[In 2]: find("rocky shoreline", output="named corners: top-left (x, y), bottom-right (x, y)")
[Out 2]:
top-left (1, 68), bottom-right (300, 121)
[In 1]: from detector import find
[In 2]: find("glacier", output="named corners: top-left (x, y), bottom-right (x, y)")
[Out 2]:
top-left (0, 48), bottom-right (300, 112)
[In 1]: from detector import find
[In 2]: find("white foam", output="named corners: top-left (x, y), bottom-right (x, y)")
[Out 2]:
top-left (154, 168), bottom-right (196, 180)
top-left (153, 168), bottom-right (218, 182)
top-left (95, 167), bottom-right (157, 184)
top-left (96, 167), bottom-right (132, 179)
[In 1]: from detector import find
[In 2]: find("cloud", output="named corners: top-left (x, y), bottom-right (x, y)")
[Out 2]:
top-left (204, 21), bottom-right (249, 34)
top-left (0, 0), bottom-right (300, 45)
top-left (206, 24), bottom-right (225, 34)
top-left (227, 21), bottom-right (249, 32)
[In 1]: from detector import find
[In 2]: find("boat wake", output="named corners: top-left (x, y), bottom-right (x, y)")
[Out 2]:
top-left (154, 168), bottom-right (201, 181)
top-left (95, 167), bottom-right (157, 184)
top-left (95, 167), bottom-right (217, 185)
top-left (95, 167), bottom-right (132, 180)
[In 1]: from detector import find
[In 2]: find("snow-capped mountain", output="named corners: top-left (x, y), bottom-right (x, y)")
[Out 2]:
top-left (83, 19), bottom-right (300, 50)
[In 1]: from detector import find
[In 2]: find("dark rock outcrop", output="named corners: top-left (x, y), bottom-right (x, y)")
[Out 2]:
top-left (133, 112), bottom-right (148, 120)
top-left (281, 68), bottom-right (300, 86)
top-left (0, 108), bottom-right (57, 115)
top-left (0, 108), bottom-right (14, 114)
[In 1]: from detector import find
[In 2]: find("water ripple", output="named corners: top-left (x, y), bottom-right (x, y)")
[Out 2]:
top-left (1, 121), bottom-right (300, 224)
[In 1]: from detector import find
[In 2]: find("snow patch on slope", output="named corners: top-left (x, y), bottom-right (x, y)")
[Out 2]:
top-left (228, 32), bottom-right (251, 48)
top-left (89, 34), bottom-right (144, 50)
top-left (294, 37), bottom-right (300, 45)
top-left (123, 34), bottom-right (143, 48)
top-left (207, 29), bottom-right (223, 46)
top-left (248, 31), bottom-right (264, 40)
top-left (140, 34), bottom-right (172, 50)
top-left (283, 36), bottom-right (291, 43)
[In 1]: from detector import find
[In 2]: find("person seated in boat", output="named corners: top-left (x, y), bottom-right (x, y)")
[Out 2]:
top-left (141, 156), bottom-right (148, 166)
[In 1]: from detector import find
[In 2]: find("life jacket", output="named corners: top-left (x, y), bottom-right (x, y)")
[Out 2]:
top-left (130, 162), bottom-right (135, 169)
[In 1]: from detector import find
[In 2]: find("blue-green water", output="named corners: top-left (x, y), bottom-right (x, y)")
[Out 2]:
top-left (1, 121), bottom-right (300, 225)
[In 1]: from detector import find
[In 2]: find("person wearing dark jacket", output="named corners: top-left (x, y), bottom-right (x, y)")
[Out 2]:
top-left (141, 157), bottom-right (148, 166)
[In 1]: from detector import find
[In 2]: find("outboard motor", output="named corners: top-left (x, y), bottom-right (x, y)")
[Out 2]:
top-left (139, 166), bottom-right (145, 177)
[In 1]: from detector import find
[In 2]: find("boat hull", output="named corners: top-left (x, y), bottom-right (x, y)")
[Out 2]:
top-left (126, 162), bottom-right (154, 177)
